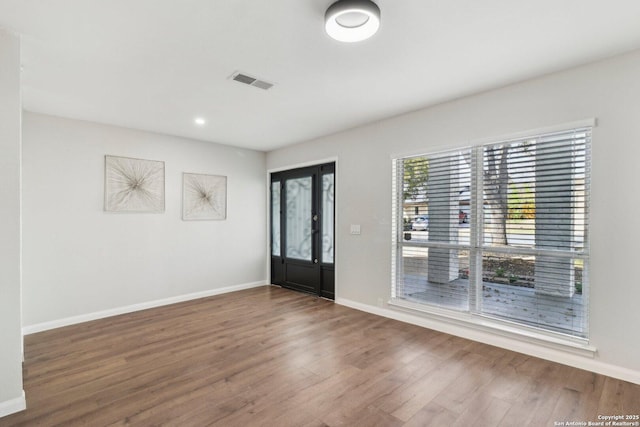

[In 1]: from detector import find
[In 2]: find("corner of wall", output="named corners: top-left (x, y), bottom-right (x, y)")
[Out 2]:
top-left (0, 391), bottom-right (25, 419)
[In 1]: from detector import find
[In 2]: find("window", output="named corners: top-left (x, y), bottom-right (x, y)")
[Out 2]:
top-left (392, 127), bottom-right (591, 340)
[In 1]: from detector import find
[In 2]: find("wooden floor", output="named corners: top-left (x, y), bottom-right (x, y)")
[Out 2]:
top-left (1, 286), bottom-right (638, 426)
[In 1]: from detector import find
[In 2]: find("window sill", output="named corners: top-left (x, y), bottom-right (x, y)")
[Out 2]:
top-left (388, 298), bottom-right (597, 358)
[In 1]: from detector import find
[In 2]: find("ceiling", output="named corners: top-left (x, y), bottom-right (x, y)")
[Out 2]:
top-left (2, 1), bottom-right (640, 151)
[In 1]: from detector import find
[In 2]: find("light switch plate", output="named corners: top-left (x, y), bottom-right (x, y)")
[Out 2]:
top-left (350, 224), bottom-right (361, 235)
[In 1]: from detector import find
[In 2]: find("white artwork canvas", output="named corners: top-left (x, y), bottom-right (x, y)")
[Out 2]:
top-left (104, 155), bottom-right (165, 213)
top-left (183, 173), bottom-right (227, 220)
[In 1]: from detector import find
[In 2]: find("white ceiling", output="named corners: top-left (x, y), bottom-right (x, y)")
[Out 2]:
top-left (2, 1), bottom-right (640, 151)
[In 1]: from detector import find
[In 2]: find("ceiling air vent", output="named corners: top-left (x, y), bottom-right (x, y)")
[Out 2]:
top-left (230, 71), bottom-right (274, 90)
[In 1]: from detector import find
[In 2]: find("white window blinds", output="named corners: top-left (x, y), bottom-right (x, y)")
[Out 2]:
top-left (393, 127), bottom-right (590, 339)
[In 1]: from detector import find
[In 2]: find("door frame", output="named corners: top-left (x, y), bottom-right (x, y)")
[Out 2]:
top-left (267, 158), bottom-right (338, 299)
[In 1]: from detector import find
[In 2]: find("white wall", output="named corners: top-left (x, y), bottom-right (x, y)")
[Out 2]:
top-left (0, 30), bottom-right (25, 416)
top-left (22, 112), bottom-right (267, 328)
top-left (267, 49), bottom-right (640, 383)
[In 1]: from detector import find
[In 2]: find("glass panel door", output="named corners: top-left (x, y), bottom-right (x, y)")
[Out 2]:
top-left (270, 163), bottom-right (335, 299)
top-left (285, 177), bottom-right (312, 261)
top-left (322, 173), bottom-right (334, 264)
top-left (271, 181), bottom-right (281, 257)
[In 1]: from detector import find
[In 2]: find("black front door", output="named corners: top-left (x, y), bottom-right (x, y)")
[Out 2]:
top-left (270, 163), bottom-right (335, 299)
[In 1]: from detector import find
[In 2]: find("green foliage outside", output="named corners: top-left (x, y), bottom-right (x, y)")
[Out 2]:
top-left (403, 157), bottom-right (428, 201)
top-left (508, 182), bottom-right (535, 220)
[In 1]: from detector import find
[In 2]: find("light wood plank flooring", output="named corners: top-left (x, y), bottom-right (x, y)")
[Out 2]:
top-left (1, 286), bottom-right (638, 426)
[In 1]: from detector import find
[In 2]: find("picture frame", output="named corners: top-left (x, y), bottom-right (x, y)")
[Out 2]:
top-left (104, 155), bottom-right (165, 213)
top-left (182, 172), bottom-right (227, 220)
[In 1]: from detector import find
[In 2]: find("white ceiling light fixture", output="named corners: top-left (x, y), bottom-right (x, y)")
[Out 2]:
top-left (325, 0), bottom-right (381, 43)
top-left (194, 117), bottom-right (206, 126)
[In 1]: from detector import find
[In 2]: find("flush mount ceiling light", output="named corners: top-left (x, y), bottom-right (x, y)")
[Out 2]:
top-left (325, 0), bottom-right (380, 43)
top-left (194, 117), bottom-right (206, 126)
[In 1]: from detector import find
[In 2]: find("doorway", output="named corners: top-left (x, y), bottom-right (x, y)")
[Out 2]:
top-left (270, 163), bottom-right (335, 299)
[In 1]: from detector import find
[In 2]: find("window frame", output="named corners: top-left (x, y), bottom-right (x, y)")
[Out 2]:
top-left (391, 124), bottom-right (592, 348)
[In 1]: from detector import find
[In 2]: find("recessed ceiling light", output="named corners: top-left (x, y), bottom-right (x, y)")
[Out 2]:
top-left (194, 117), bottom-right (206, 126)
top-left (325, 0), bottom-right (380, 43)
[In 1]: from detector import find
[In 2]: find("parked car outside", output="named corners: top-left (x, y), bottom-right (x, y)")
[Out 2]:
top-left (459, 210), bottom-right (469, 224)
top-left (411, 215), bottom-right (429, 231)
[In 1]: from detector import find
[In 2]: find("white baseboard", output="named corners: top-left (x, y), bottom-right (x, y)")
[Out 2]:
top-left (336, 297), bottom-right (640, 385)
top-left (23, 280), bottom-right (267, 335)
top-left (0, 391), bottom-right (26, 418)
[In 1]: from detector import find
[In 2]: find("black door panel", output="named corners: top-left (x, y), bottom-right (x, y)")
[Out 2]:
top-left (271, 163), bottom-right (335, 299)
